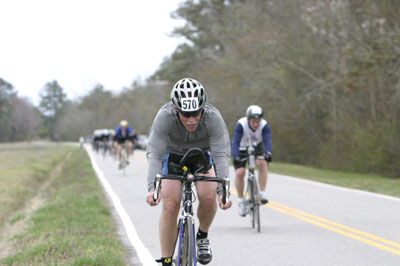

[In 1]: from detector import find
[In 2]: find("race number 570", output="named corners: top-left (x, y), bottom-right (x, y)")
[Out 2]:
top-left (181, 98), bottom-right (198, 111)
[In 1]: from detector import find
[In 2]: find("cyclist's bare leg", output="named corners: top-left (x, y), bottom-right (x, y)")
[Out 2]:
top-left (116, 143), bottom-right (123, 160)
top-left (256, 158), bottom-right (268, 191)
top-left (196, 168), bottom-right (218, 232)
top-left (234, 167), bottom-right (246, 198)
top-left (125, 140), bottom-right (132, 157)
top-left (159, 180), bottom-right (182, 257)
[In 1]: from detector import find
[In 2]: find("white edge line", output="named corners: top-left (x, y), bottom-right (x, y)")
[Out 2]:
top-left (270, 172), bottom-right (400, 202)
top-left (84, 145), bottom-right (158, 266)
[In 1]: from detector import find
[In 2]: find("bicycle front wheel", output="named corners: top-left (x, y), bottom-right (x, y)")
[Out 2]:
top-left (248, 179), bottom-right (256, 229)
top-left (249, 178), bottom-right (261, 232)
top-left (177, 216), bottom-right (195, 266)
top-left (254, 202), bottom-right (260, 232)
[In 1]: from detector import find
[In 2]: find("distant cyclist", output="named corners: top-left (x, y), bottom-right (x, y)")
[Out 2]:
top-left (99, 129), bottom-right (113, 154)
top-left (232, 105), bottom-right (272, 216)
top-left (146, 78), bottom-right (232, 266)
top-left (114, 120), bottom-right (137, 168)
top-left (92, 129), bottom-right (102, 152)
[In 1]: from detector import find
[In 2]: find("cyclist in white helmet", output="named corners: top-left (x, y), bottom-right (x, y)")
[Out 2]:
top-left (232, 105), bottom-right (272, 216)
top-left (146, 78), bottom-right (232, 266)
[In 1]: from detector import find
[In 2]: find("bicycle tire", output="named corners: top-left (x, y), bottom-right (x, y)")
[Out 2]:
top-left (254, 201), bottom-right (260, 233)
top-left (119, 150), bottom-right (127, 175)
top-left (177, 217), bottom-right (195, 266)
top-left (249, 178), bottom-right (255, 229)
top-left (252, 178), bottom-right (261, 232)
top-left (187, 216), bottom-right (196, 265)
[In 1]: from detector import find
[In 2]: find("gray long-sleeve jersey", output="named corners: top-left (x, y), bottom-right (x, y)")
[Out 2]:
top-left (146, 102), bottom-right (231, 192)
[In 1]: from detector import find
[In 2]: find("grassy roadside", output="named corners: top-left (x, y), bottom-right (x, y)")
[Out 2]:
top-left (0, 142), bottom-right (69, 227)
top-left (269, 162), bottom-right (400, 198)
top-left (0, 143), bottom-right (128, 265)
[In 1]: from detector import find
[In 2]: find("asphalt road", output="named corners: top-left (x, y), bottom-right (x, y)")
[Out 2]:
top-left (86, 147), bottom-right (400, 266)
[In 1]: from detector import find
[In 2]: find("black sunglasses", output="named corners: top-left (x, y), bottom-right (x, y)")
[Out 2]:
top-left (178, 108), bottom-right (203, 118)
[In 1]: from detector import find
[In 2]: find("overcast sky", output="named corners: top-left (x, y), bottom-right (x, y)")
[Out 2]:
top-left (0, 0), bottom-right (184, 106)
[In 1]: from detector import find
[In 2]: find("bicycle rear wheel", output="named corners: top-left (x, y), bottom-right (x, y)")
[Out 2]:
top-left (177, 216), bottom-right (195, 266)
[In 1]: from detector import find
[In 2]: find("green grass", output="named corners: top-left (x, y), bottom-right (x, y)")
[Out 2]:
top-left (0, 143), bottom-right (128, 265)
top-left (269, 162), bottom-right (400, 198)
top-left (0, 142), bottom-right (69, 227)
top-left (8, 214), bottom-right (25, 226)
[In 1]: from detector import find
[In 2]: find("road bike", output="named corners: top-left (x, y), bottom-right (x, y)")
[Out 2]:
top-left (241, 142), bottom-right (262, 232)
top-left (118, 142), bottom-right (130, 175)
top-left (101, 139), bottom-right (109, 158)
top-left (153, 148), bottom-right (230, 266)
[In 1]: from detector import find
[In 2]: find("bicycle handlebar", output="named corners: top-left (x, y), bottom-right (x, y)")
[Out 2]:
top-left (153, 173), bottom-right (230, 204)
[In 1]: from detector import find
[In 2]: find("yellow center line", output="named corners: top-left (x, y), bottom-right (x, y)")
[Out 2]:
top-left (268, 201), bottom-right (400, 250)
top-left (231, 189), bottom-right (400, 256)
top-left (133, 154), bottom-right (147, 163)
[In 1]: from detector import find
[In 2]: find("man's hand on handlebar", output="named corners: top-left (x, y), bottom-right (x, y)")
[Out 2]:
top-left (218, 195), bottom-right (232, 210)
top-left (263, 152), bottom-right (272, 162)
top-left (146, 191), bottom-right (160, 206)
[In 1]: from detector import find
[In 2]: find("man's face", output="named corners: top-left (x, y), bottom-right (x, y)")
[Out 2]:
top-left (177, 109), bottom-right (202, 132)
top-left (249, 118), bottom-right (261, 131)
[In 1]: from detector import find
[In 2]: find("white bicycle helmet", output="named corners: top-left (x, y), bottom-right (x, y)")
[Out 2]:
top-left (171, 78), bottom-right (207, 112)
top-left (246, 105), bottom-right (263, 119)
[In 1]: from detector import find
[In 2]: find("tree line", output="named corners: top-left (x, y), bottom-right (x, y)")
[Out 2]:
top-left (0, 78), bottom-right (41, 141)
top-left (1, 0), bottom-right (399, 177)
top-left (151, 0), bottom-right (400, 177)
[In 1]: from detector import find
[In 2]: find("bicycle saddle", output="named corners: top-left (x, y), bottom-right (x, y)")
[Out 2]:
top-left (180, 148), bottom-right (211, 174)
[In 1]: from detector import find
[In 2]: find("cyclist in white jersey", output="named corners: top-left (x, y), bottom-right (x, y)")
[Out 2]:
top-left (231, 105), bottom-right (272, 216)
top-left (146, 78), bottom-right (232, 266)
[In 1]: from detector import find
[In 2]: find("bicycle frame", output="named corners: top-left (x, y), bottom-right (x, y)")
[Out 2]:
top-left (243, 142), bottom-right (261, 232)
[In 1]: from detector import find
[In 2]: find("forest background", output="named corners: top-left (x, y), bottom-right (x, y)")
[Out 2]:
top-left (1, 0), bottom-right (399, 177)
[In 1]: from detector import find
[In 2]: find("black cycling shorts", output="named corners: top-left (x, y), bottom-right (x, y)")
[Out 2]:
top-left (233, 142), bottom-right (265, 170)
top-left (116, 136), bottom-right (135, 144)
top-left (161, 151), bottom-right (213, 175)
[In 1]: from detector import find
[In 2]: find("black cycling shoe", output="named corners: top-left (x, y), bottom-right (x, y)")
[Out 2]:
top-left (196, 238), bottom-right (212, 265)
top-left (261, 198), bottom-right (269, 204)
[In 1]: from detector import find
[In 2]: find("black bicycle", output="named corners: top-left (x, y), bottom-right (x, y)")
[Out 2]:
top-left (241, 142), bottom-right (261, 232)
top-left (153, 148), bottom-right (230, 266)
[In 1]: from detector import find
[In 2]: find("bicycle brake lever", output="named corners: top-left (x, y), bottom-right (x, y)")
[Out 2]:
top-left (153, 174), bottom-right (162, 202)
top-left (222, 178), bottom-right (230, 204)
